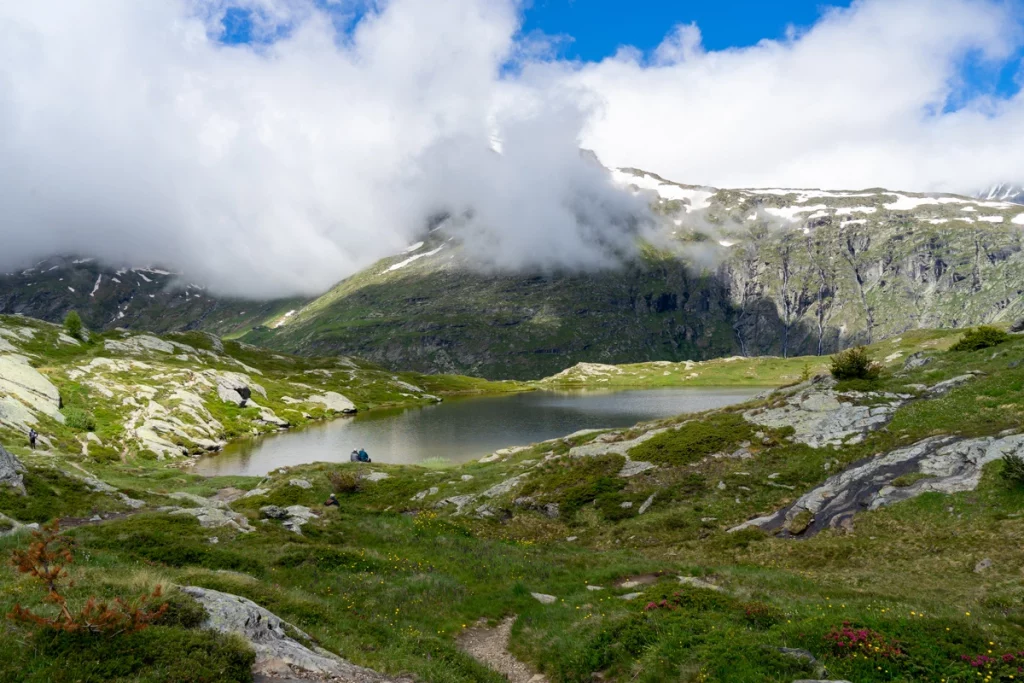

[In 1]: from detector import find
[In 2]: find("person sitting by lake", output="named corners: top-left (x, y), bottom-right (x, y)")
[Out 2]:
top-left (350, 449), bottom-right (360, 462)
top-left (324, 493), bottom-right (339, 507)
top-left (358, 448), bottom-right (371, 463)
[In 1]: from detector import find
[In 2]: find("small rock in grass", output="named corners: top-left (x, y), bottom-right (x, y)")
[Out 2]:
top-left (586, 585), bottom-right (604, 591)
top-left (289, 478), bottom-right (312, 489)
top-left (638, 493), bottom-right (656, 515)
top-left (531, 592), bottom-right (557, 605)
top-left (974, 558), bottom-right (993, 573)
top-left (566, 536), bottom-right (578, 542)
top-left (260, 505), bottom-right (288, 519)
top-left (619, 592), bottom-right (643, 601)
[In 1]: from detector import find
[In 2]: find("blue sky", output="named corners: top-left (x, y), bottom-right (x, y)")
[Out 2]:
top-left (220, 0), bottom-right (1023, 103)
top-left (519, 0), bottom-right (853, 58)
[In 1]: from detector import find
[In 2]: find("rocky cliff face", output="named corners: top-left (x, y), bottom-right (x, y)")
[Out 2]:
top-left (247, 171), bottom-right (1024, 379)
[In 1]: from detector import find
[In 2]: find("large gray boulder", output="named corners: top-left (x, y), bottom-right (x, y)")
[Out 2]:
top-left (181, 586), bottom-right (407, 682)
top-left (0, 445), bottom-right (26, 495)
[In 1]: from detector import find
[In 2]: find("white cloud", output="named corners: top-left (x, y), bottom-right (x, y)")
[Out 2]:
top-left (0, 0), bottom-right (1022, 297)
top-left (569, 0), bottom-right (1024, 192)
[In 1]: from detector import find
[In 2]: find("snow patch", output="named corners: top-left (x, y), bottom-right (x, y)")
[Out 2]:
top-left (979, 215), bottom-right (1005, 223)
top-left (402, 241), bottom-right (424, 253)
top-left (385, 245), bottom-right (444, 273)
top-left (763, 204), bottom-right (828, 222)
top-left (840, 219), bottom-right (867, 227)
top-left (272, 310), bottom-right (297, 329)
top-left (90, 275), bottom-right (102, 297)
top-left (1012, 213), bottom-right (1024, 225)
top-left (834, 206), bottom-right (877, 215)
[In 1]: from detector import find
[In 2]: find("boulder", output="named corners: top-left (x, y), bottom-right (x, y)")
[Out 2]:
top-left (288, 478), bottom-right (312, 489)
top-left (181, 586), bottom-right (403, 682)
top-left (902, 352), bottom-right (933, 371)
top-left (0, 445), bottom-right (26, 494)
top-left (309, 392), bottom-right (357, 414)
top-left (260, 505), bottom-right (288, 519)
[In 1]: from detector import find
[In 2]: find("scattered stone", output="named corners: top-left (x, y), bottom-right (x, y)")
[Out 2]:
top-left (974, 558), bottom-right (993, 573)
top-left (411, 487), bottom-right (439, 501)
top-left (363, 471), bottom-right (390, 482)
top-left (619, 592), bottom-right (643, 601)
top-left (242, 488), bottom-right (270, 499)
top-left (281, 505), bottom-right (317, 533)
top-left (902, 352), bottom-right (933, 371)
top-left (460, 474), bottom-right (474, 481)
top-left (638, 493), bottom-right (657, 515)
top-left (170, 506), bottom-right (254, 533)
top-left (565, 536), bottom-right (578, 542)
top-left (678, 576), bottom-right (724, 592)
top-left (530, 592), bottom-right (557, 605)
top-left (289, 478), bottom-right (312, 489)
top-left (586, 585), bottom-right (604, 591)
top-left (620, 501), bottom-right (634, 509)
top-left (717, 481), bottom-right (727, 490)
top-left (436, 494), bottom-right (477, 514)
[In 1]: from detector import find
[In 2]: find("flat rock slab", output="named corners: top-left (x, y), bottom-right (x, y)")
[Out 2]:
top-left (730, 433), bottom-right (1024, 537)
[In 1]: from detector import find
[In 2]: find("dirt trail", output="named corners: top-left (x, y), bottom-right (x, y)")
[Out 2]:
top-left (458, 616), bottom-right (547, 683)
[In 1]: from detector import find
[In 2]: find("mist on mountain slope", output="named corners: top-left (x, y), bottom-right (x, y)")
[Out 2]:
top-left (2, 0), bottom-right (1024, 297)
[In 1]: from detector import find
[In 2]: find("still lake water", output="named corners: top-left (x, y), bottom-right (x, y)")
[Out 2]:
top-left (192, 388), bottom-right (761, 477)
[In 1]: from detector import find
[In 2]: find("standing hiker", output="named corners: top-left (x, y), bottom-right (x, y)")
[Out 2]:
top-left (28, 428), bottom-right (37, 450)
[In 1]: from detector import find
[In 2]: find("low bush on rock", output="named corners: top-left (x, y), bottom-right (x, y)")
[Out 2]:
top-left (327, 470), bottom-right (360, 494)
top-left (1001, 454), bottom-right (1024, 487)
top-left (628, 413), bottom-right (754, 466)
top-left (830, 346), bottom-right (881, 381)
top-left (950, 325), bottom-right (1011, 352)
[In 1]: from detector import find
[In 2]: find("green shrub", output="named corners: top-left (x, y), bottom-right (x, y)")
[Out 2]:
top-left (63, 310), bottom-right (83, 340)
top-left (62, 407), bottom-right (96, 432)
top-left (829, 346), bottom-right (881, 380)
top-left (23, 626), bottom-right (254, 682)
top-left (1001, 453), bottom-right (1024, 487)
top-left (327, 470), bottom-right (360, 494)
top-left (950, 325), bottom-right (1010, 352)
top-left (628, 413), bottom-right (753, 466)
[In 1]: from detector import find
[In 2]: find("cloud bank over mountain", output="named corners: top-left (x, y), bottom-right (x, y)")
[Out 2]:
top-left (0, 0), bottom-right (1022, 296)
